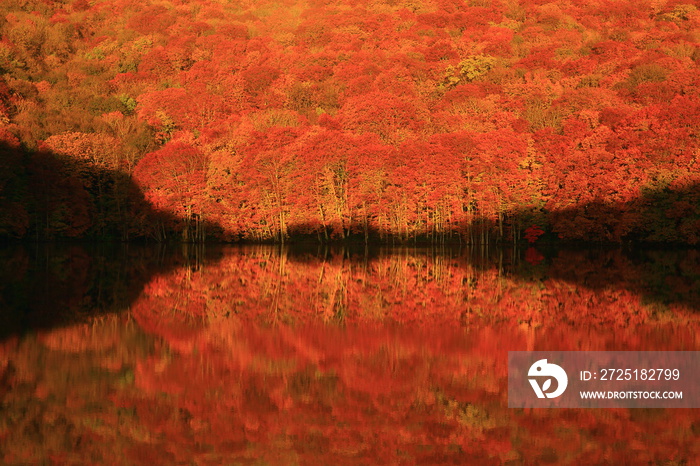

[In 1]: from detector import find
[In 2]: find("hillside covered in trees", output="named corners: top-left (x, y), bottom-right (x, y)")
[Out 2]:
top-left (1, 0), bottom-right (699, 243)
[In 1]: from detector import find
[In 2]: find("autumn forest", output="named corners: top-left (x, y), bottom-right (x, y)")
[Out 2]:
top-left (1, 0), bottom-right (699, 243)
top-left (1, 1), bottom-right (700, 463)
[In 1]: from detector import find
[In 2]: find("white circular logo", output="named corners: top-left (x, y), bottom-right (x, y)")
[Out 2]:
top-left (528, 359), bottom-right (568, 399)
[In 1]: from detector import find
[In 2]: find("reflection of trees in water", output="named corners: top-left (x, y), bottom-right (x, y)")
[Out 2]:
top-left (0, 243), bottom-right (221, 339)
top-left (0, 317), bottom-right (698, 464)
top-left (127, 246), bottom-right (700, 333)
top-left (1, 246), bottom-right (700, 463)
top-left (1, 245), bottom-right (699, 340)
top-left (544, 248), bottom-right (700, 317)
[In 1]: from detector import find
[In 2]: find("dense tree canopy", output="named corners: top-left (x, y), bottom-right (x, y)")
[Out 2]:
top-left (1, 0), bottom-right (699, 242)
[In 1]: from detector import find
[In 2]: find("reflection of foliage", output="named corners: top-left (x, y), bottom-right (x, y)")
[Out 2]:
top-left (0, 243), bottom-right (205, 339)
top-left (2, 247), bottom-right (700, 463)
top-left (128, 246), bottom-right (700, 330)
top-left (0, 316), bottom-right (153, 464)
top-left (3, 316), bottom-right (699, 464)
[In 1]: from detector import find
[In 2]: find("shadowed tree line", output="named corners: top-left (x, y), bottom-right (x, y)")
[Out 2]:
top-left (543, 184), bottom-right (700, 244)
top-left (0, 139), bottom-right (698, 339)
top-left (0, 140), bottom-right (223, 241)
top-left (1, 139), bottom-right (699, 245)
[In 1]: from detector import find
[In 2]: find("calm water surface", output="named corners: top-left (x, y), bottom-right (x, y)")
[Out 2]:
top-left (0, 244), bottom-right (698, 464)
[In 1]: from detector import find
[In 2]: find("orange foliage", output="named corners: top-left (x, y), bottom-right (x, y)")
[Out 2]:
top-left (2, 246), bottom-right (700, 463)
top-left (1, 0), bottom-right (699, 242)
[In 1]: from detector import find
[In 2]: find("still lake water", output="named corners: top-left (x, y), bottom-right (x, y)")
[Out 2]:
top-left (0, 243), bottom-right (698, 464)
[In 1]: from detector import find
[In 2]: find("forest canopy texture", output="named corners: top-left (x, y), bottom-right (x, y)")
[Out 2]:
top-left (1, 0), bottom-right (699, 243)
